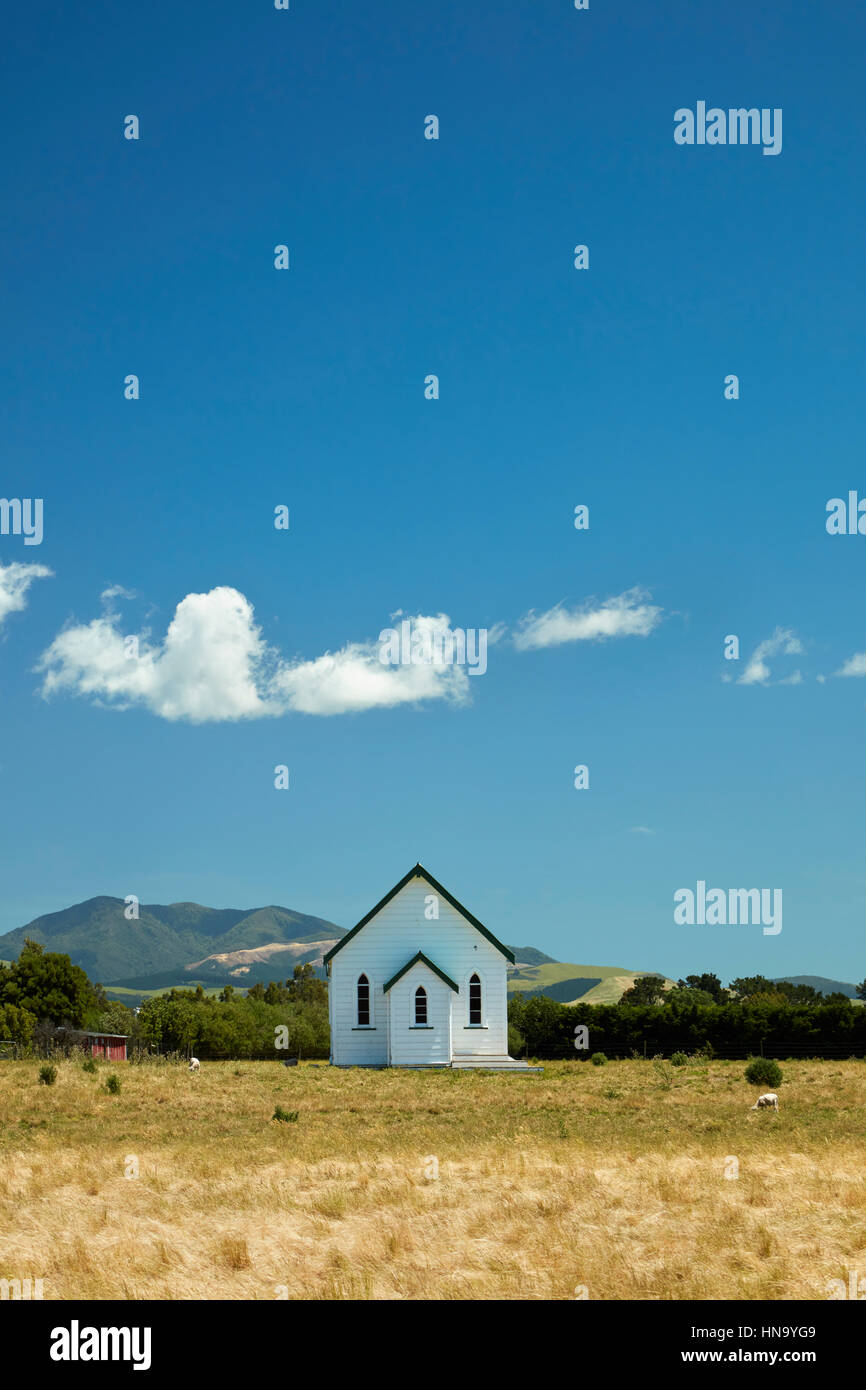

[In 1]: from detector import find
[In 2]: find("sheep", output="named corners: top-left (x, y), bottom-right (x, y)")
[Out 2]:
top-left (750, 1092), bottom-right (778, 1110)
top-left (188, 1057), bottom-right (200, 1073)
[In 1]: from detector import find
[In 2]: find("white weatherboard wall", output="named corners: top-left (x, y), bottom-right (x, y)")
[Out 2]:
top-left (387, 959), bottom-right (452, 1066)
top-left (329, 875), bottom-right (509, 1066)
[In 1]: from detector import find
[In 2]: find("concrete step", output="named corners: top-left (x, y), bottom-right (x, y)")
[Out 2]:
top-left (450, 1056), bottom-right (542, 1071)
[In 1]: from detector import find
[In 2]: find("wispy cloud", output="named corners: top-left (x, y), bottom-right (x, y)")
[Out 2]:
top-left (736, 627), bottom-right (803, 686)
top-left (100, 584), bottom-right (137, 606)
top-left (0, 561), bottom-right (52, 631)
top-left (629, 825), bottom-right (655, 835)
top-left (36, 587), bottom-right (472, 723)
top-left (513, 587), bottom-right (662, 651)
top-left (834, 653), bottom-right (866, 678)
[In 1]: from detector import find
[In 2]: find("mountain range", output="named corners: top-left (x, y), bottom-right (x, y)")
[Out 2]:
top-left (1, 899), bottom-right (859, 1006)
top-left (0, 898), bottom-right (345, 990)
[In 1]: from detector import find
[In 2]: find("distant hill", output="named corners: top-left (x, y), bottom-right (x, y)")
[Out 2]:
top-left (4, 898), bottom-right (854, 1011)
top-left (509, 968), bottom-right (862, 1007)
top-left (773, 975), bottom-right (861, 999)
top-left (507, 946), bottom-right (559, 967)
top-left (0, 898), bottom-right (344, 988)
top-left (508, 961), bottom-right (675, 1005)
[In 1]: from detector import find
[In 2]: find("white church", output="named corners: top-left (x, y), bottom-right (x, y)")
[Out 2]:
top-left (324, 864), bottom-right (536, 1070)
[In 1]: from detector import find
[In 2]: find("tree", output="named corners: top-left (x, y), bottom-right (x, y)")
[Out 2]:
top-left (0, 1001), bottom-right (36, 1047)
top-left (137, 995), bottom-right (199, 1052)
top-left (98, 1001), bottom-right (135, 1036)
top-left (675, 973), bottom-right (724, 1002)
top-left (729, 975), bottom-right (775, 1000)
top-left (620, 975), bottom-right (667, 1006)
top-left (287, 963), bottom-right (327, 1006)
top-left (856, 980), bottom-right (866, 1002)
top-left (667, 986), bottom-right (716, 1010)
top-left (781, 982), bottom-right (820, 1004)
top-left (0, 940), bottom-right (96, 1027)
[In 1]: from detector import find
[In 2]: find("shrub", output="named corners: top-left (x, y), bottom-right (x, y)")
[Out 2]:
top-left (590, 1052), bottom-right (607, 1066)
top-left (272, 1105), bottom-right (299, 1123)
top-left (82, 1058), bottom-right (97, 1074)
top-left (105, 1073), bottom-right (122, 1095)
top-left (671, 1051), bottom-right (689, 1067)
top-left (38, 1063), bottom-right (56, 1086)
top-left (652, 1056), bottom-right (674, 1088)
top-left (745, 1057), bottom-right (782, 1089)
top-left (129, 1049), bottom-right (185, 1067)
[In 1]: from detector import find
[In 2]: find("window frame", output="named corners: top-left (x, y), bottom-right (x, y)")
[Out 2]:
top-left (463, 968), bottom-right (488, 1027)
top-left (468, 972), bottom-right (483, 1026)
top-left (414, 984), bottom-right (428, 1026)
top-left (355, 972), bottom-right (373, 1028)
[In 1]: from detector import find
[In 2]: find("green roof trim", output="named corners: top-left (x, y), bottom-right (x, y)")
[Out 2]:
top-left (322, 864), bottom-right (515, 969)
top-left (383, 953), bottom-right (459, 995)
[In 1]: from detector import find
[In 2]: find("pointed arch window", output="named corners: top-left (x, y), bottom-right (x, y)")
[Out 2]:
top-left (469, 973), bottom-right (482, 1025)
top-left (357, 974), bottom-right (370, 1026)
top-left (414, 985), bottom-right (428, 1025)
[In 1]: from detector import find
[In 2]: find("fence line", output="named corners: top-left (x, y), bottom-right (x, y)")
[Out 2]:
top-left (526, 1044), bottom-right (866, 1061)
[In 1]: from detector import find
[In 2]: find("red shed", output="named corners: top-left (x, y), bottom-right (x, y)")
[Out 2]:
top-left (82, 1032), bottom-right (128, 1062)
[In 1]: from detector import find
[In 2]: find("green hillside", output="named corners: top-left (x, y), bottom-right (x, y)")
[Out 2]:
top-left (773, 975), bottom-right (861, 999)
top-left (508, 961), bottom-right (674, 1005)
top-left (0, 898), bottom-right (344, 986)
top-left (102, 982), bottom-right (226, 1007)
top-left (507, 946), bottom-right (559, 967)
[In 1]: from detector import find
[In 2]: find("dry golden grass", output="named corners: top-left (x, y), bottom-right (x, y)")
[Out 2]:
top-left (1, 1057), bottom-right (864, 1300)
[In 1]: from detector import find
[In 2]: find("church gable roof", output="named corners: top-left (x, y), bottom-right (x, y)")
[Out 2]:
top-left (382, 952), bottom-right (459, 995)
top-left (322, 863), bottom-right (515, 967)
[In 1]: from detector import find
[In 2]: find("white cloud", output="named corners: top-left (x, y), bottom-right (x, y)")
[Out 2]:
top-left (36, 587), bottom-right (472, 723)
top-left (629, 825), bottom-right (655, 835)
top-left (269, 610), bottom-right (472, 716)
top-left (835, 653), bottom-right (866, 678)
top-left (0, 561), bottom-right (52, 630)
top-left (737, 628), bottom-right (804, 686)
top-left (513, 587), bottom-right (662, 651)
top-left (100, 584), bottom-right (136, 605)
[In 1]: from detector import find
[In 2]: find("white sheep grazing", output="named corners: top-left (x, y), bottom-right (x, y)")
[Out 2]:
top-left (188, 1057), bottom-right (200, 1073)
top-left (750, 1092), bottom-right (778, 1110)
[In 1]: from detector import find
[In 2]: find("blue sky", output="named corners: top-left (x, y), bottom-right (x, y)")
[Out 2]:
top-left (2, 0), bottom-right (865, 984)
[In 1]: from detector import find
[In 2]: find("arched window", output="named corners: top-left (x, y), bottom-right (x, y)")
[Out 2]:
top-left (357, 974), bottom-right (370, 1026)
top-left (469, 973), bottom-right (482, 1025)
top-left (414, 985), bottom-right (428, 1025)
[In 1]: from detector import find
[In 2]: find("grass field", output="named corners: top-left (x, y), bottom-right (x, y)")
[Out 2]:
top-left (1, 1058), bottom-right (864, 1300)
